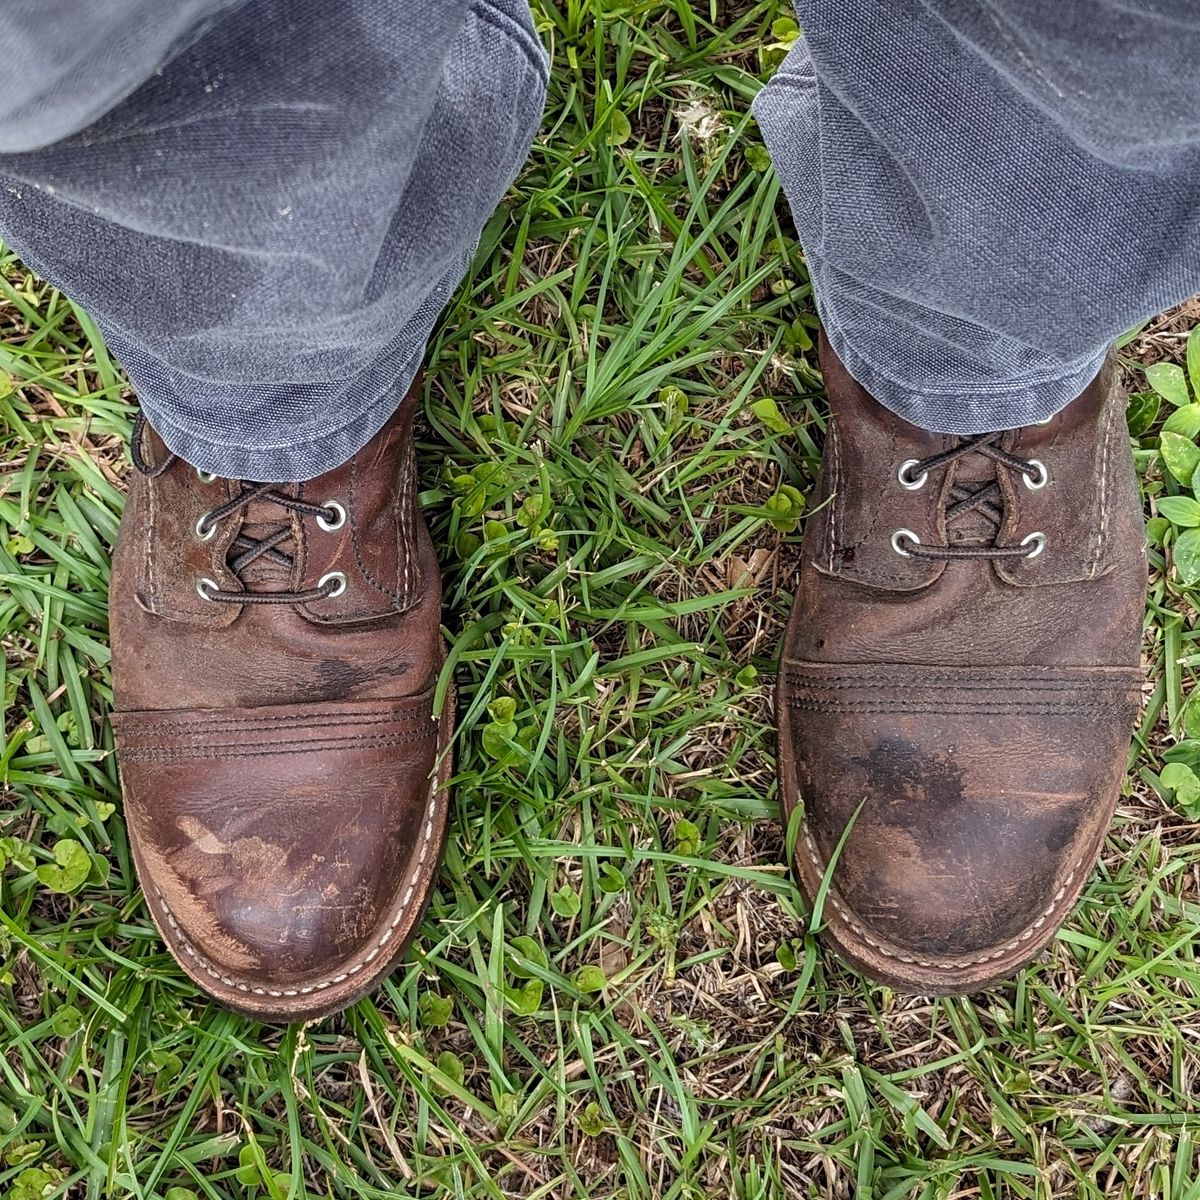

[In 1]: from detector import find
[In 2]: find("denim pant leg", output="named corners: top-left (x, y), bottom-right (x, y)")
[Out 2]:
top-left (0, 0), bottom-right (243, 153)
top-left (0, 0), bottom-right (547, 481)
top-left (754, 0), bottom-right (1200, 434)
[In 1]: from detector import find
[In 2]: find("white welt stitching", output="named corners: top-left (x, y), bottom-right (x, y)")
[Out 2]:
top-left (145, 463), bottom-right (157, 609)
top-left (799, 824), bottom-right (1084, 970)
top-left (1091, 385), bottom-right (1115, 577)
top-left (152, 771), bottom-right (443, 999)
top-left (827, 418), bottom-right (842, 573)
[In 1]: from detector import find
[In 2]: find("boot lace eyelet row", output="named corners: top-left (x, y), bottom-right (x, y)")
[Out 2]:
top-left (132, 411), bottom-right (350, 607)
top-left (195, 570), bottom-right (346, 604)
top-left (889, 431), bottom-right (1051, 563)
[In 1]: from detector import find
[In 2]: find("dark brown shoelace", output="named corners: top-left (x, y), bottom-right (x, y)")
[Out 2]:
top-left (894, 432), bottom-right (1045, 561)
top-left (131, 411), bottom-right (344, 604)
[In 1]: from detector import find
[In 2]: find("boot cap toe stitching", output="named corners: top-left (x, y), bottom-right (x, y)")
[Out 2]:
top-left (117, 728), bottom-right (434, 763)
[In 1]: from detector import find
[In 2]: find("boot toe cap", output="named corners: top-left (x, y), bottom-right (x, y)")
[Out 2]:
top-left (114, 695), bottom-right (450, 1018)
top-left (779, 663), bottom-right (1140, 992)
top-left (140, 805), bottom-right (434, 1005)
top-left (794, 799), bottom-right (1093, 992)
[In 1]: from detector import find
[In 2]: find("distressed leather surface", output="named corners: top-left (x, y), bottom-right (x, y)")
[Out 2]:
top-left (777, 334), bottom-right (1147, 992)
top-left (110, 378), bottom-right (452, 1018)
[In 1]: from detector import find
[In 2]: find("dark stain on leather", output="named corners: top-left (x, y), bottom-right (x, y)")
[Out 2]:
top-left (852, 736), bottom-right (965, 816)
top-left (317, 657), bottom-right (379, 698)
top-left (1043, 816), bottom-right (1075, 855)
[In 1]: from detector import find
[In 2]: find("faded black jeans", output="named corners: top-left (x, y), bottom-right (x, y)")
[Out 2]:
top-left (1, 1), bottom-right (1199, 479)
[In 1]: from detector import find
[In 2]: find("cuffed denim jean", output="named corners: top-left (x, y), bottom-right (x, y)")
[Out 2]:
top-left (1, 1), bottom-right (1199, 479)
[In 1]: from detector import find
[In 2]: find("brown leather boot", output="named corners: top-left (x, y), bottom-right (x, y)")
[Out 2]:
top-left (109, 380), bottom-right (453, 1021)
top-left (777, 334), bottom-right (1146, 993)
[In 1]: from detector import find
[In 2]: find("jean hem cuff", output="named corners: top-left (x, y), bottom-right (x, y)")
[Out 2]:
top-left (822, 325), bottom-right (1109, 435)
top-left (139, 353), bottom-right (423, 482)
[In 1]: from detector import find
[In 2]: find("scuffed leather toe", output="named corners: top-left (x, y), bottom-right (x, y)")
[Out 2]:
top-left (113, 692), bottom-right (451, 1019)
top-left (778, 663), bottom-right (1140, 991)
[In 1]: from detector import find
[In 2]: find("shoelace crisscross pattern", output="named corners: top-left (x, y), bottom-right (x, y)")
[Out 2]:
top-left (131, 412), bottom-right (344, 604)
top-left (895, 432), bottom-right (1045, 561)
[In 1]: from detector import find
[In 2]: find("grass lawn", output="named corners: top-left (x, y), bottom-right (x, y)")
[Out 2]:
top-left (4, 3), bottom-right (1200, 1198)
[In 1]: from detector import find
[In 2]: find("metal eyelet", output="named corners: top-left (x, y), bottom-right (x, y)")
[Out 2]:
top-left (316, 501), bottom-right (346, 533)
top-left (1022, 460), bottom-right (1049, 490)
top-left (1021, 531), bottom-right (1046, 559)
top-left (891, 529), bottom-right (920, 557)
top-left (897, 460), bottom-right (928, 491)
top-left (196, 577), bottom-right (219, 601)
top-left (195, 514), bottom-right (216, 542)
top-left (318, 570), bottom-right (348, 599)
top-left (196, 468), bottom-right (218, 484)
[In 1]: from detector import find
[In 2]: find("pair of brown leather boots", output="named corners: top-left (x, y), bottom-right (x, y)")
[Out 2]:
top-left (109, 335), bottom-right (1145, 1020)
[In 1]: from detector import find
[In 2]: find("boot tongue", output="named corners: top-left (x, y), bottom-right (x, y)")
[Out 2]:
top-left (229, 485), bottom-right (301, 589)
top-left (946, 440), bottom-right (1006, 547)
